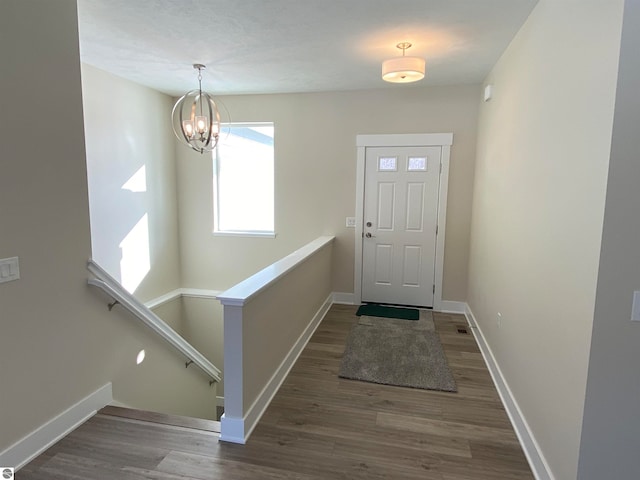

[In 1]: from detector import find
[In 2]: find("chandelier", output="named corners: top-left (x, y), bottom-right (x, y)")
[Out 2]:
top-left (171, 64), bottom-right (221, 154)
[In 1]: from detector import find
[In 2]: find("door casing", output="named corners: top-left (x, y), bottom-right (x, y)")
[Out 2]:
top-left (354, 133), bottom-right (453, 311)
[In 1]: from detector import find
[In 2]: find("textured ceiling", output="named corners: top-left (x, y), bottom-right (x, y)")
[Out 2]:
top-left (77, 0), bottom-right (537, 96)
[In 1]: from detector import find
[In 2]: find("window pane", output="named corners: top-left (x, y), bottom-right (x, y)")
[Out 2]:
top-left (379, 156), bottom-right (397, 171)
top-left (408, 156), bottom-right (427, 171)
top-left (214, 124), bottom-right (274, 233)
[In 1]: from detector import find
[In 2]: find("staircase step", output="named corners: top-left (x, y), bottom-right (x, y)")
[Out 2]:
top-left (99, 405), bottom-right (221, 433)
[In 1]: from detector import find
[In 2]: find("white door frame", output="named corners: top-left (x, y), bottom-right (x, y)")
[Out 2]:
top-left (354, 133), bottom-right (453, 311)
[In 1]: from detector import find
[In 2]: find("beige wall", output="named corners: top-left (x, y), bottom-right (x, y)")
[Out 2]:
top-left (81, 64), bottom-right (181, 303)
top-left (0, 0), bottom-right (216, 452)
top-left (151, 297), bottom-right (184, 332)
top-left (109, 317), bottom-right (218, 420)
top-left (81, 63), bottom-right (227, 401)
top-left (181, 297), bottom-right (225, 395)
top-left (154, 296), bottom-right (225, 396)
top-left (241, 243), bottom-right (333, 411)
top-left (467, 1), bottom-right (623, 479)
top-left (578, 2), bottom-right (640, 477)
top-left (176, 86), bottom-right (479, 301)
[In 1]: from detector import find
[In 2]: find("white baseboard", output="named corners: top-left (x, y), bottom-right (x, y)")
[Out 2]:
top-left (464, 305), bottom-right (554, 480)
top-left (332, 292), bottom-right (355, 305)
top-left (219, 414), bottom-right (245, 444)
top-left (108, 399), bottom-right (133, 409)
top-left (436, 300), bottom-right (466, 314)
top-left (0, 383), bottom-right (112, 470)
top-left (219, 293), bottom-right (332, 444)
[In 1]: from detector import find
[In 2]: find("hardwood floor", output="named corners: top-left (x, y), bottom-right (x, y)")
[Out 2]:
top-left (19, 304), bottom-right (533, 479)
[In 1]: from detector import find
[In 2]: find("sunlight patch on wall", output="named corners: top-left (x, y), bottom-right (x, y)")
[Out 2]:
top-left (136, 349), bottom-right (146, 365)
top-left (119, 213), bottom-right (150, 293)
top-left (121, 165), bottom-right (147, 193)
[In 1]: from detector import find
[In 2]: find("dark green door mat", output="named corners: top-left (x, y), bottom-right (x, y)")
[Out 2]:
top-left (355, 304), bottom-right (419, 320)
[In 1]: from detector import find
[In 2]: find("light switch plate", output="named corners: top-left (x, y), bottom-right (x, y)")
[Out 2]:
top-left (632, 291), bottom-right (640, 322)
top-left (0, 257), bottom-right (20, 283)
top-left (346, 217), bottom-right (356, 228)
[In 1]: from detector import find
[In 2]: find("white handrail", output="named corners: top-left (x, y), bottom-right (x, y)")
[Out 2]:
top-left (87, 260), bottom-right (222, 383)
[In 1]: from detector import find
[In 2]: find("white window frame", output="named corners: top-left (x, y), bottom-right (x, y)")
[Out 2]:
top-left (212, 122), bottom-right (275, 238)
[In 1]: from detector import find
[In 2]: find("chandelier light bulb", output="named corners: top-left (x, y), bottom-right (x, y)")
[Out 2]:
top-left (182, 120), bottom-right (194, 138)
top-left (195, 116), bottom-right (208, 134)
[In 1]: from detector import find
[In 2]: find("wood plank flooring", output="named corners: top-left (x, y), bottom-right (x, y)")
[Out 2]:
top-left (19, 304), bottom-right (534, 479)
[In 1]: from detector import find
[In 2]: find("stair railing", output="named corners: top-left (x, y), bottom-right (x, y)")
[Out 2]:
top-left (87, 260), bottom-right (222, 384)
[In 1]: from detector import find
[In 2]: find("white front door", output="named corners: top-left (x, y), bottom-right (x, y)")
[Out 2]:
top-left (361, 146), bottom-right (441, 307)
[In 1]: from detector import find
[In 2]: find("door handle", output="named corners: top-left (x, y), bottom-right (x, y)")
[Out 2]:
top-left (365, 232), bottom-right (375, 238)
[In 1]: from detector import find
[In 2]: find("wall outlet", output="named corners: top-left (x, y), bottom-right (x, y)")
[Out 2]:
top-left (346, 217), bottom-right (356, 228)
top-left (0, 256), bottom-right (20, 284)
top-left (497, 312), bottom-right (502, 328)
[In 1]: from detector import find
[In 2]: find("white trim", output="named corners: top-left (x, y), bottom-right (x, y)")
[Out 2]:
top-left (464, 304), bottom-right (554, 480)
top-left (356, 133), bottom-right (453, 147)
top-left (216, 396), bottom-right (225, 408)
top-left (144, 289), bottom-right (182, 309)
top-left (220, 304), bottom-right (243, 427)
top-left (354, 144), bottom-right (366, 305)
top-left (87, 261), bottom-right (222, 383)
top-left (145, 288), bottom-right (222, 310)
top-left (220, 294), bottom-right (332, 444)
top-left (218, 236), bottom-right (335, 307)
top-left (213, 231), bottom-right (276, 238)
top-left (465, 307), bottom-right (478, 328)
top-left (218, 415), bottom-right (245, 444)
top-left (436, 300), bottom-right (466, 314)
top-left (432, 144), bottom-right (451, 312)
top-left (180, 288), bottom-right (222, 299)
top-left (354, 134), bottom-right (453, 309)
top-left (0, 383), bottom-right (112, 470)
top-left (332, 292), bottom-right (355, 305)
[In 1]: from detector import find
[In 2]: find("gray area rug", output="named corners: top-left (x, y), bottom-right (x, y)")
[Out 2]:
top-left (339, 310), bottom-right (457, 392)
top-left (357, 309), bottom-right (436, 332)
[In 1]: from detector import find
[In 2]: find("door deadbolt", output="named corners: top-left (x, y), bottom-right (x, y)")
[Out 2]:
top-left (366, 222), bottom-right (372, 227)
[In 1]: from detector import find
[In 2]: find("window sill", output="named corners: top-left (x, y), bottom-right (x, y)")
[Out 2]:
top-left (213, 231), bottom-right (277, 239)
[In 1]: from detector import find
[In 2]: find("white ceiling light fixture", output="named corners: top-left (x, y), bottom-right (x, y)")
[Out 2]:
top-left (382, 42), bottom-right (426, 83)
top-left (172, 64), bottom-right (221, 154)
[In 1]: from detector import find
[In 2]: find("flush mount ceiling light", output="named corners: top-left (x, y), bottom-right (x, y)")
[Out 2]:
top-left (382, 42), bottom-right (426, 83)
top-left (172, 64), bottom-right (221, 154)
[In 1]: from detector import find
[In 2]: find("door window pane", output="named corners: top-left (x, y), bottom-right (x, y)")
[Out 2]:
top-left (408, 156), bottom-right (427, 171)
top-left (379, 156), bottom-right (397, 171)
